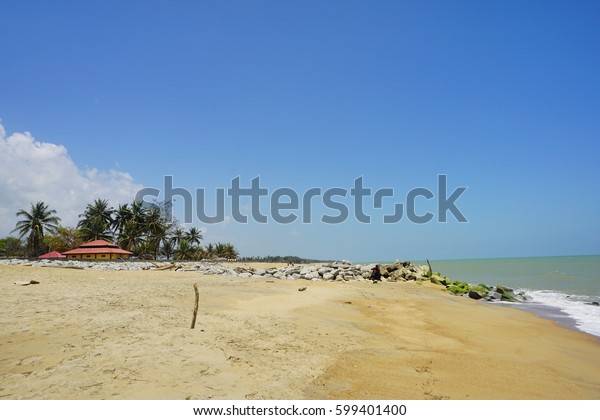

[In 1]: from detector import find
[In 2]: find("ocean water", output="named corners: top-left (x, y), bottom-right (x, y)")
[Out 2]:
top-left (420, 256), bottom-right (600, 338)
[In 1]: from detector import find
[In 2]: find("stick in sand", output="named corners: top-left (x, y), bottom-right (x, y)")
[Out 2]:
top-left (191, 283), bottom-right (200, 329)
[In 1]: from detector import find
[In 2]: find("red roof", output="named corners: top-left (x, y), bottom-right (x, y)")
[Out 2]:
top-left (62, 248), bottom-right (132, 255)
top-left (62, 240), bottom-right (133, 256)
top-left (38, 251), bottom-right (66, 259)
top-left (78, 239), bottom-right (120, 248)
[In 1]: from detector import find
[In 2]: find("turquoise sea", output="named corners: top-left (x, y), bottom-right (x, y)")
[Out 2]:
top-left (415, 255), bottom-right (600, 338)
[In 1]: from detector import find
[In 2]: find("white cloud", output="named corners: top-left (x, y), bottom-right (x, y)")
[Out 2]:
top-left (0, 122), bottom-right (143, 236)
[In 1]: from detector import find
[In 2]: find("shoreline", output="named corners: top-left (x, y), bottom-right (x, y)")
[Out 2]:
top-left (1, 265), bottom-right (600, 399)
top-left (502, 301), bottom-right (583, 336)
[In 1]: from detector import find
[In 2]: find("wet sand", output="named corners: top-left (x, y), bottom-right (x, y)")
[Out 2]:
top-left (1, 265), bottom-right (599, 399)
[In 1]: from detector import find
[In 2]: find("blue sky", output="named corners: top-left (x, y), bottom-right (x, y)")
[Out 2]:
top-left (1, 0), bottom-right (599, 261)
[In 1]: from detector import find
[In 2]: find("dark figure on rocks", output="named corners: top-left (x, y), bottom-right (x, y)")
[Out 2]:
top-left (370, 265), bottom-right (381, 283)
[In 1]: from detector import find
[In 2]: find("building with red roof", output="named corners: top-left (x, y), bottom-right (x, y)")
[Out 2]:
top-left (62, 240), bottom-right (133, 260)
top-left (37, 250), bottom-right (66, 259)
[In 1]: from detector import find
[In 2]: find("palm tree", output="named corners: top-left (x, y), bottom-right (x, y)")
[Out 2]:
top-left (213, 242), bottom-right (238, 259)
top-left (204, 243), bottom-right (215, 260)
top-left (79, 218), bottom-right (113, 242)
top-left (171, 227), bottom-right (186, 247)
top-left (185, 227), bottom-right (203, 246)
top-left (12, 201), bottom-right (61, 257)
top-left (222, 243), bottom-right (239, 260)
top-left (213, 242), bottom-right (226, 258)
top-left (174, 239), bottom-right (195, 261)
top-left (112, 203), bottom-right (132, 236)
top-left (194, 246), bottom-right (207, 260)
top-left (160, 238), bottom-right (176, 260)
top-left (78, 199), bottom-right (114, 241)
top-left (144, 207), bottom-right (172, 259)
top-left (130, 200), bottom-right (148, 225)
top-left (145, 209), bottom-right (166, 236)
top-left (118, 219), bottom-right (145, 252)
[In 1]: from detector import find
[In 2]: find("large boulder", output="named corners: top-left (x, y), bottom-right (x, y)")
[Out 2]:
top-left (490, 285), bottom-right (518, 302)
top-left (487, 291), bottom-right (502, 300)
top-left (429, 274), bottom-right (450, 286)
top-left (468, 283), bottom-right (491, 297)
top-left (303, 271), bottom-right (320, 280)
top-left (384, 261), bottom-right (401, 273)
top-left (299, 267), bottom-right (311, 276)
top-left (468, 290), bottom-right (484, 300)
top-left (448, 281), bottom-right (469, 295)
top-left (390, 269), bottom-right (407, 281)
top-left (323, 272), bottom-right (335, 281)
top-left (500, 292), bottom-right (518, 302)
top-left (318, 266), bottom-right (332, 275)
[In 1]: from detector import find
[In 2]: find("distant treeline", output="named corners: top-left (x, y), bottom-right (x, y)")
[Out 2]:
top-left (239, 255), bottom-right (331, 264)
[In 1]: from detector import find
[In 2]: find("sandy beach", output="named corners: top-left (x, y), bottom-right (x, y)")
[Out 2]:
top-left (1, 264), bottom-right (599, 400)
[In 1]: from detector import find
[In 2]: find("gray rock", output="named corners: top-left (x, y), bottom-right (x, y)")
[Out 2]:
top-left (303, 271), bottom-right (320, 280)
top-left (488, 291), bottom-right (502, 300)
top-left (318, 267), bottom-right (332, 275)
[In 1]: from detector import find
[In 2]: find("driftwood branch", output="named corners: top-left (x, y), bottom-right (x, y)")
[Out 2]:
top-left (190, 283), bottom-right (200, 329)
top-left (155, 263), bottom-right (176, 271)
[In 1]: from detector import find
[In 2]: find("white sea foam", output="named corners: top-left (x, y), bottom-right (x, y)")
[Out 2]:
top-left (523, 289), bottom-right (600, 337)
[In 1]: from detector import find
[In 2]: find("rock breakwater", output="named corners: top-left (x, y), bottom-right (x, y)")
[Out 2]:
top-left (0, 258), bottom-right (526, 302)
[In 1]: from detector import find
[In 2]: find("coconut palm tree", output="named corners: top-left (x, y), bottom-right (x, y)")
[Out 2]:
top-left (222, 243), bottom-right (239, 260)
top-left (174, 239), bottom-right (195, 261)
top-left (185, 227), bottom-right (203, 246)
top-left (118, 219), bottom-right (145, 252)
top-left (143, 207), bottom-right (173, 259)
top-left (204, 243), bottom-right (215, 260)
top-left (145, 209), bottom-right (166, 236)
top-left (79, 218), bottom-right (113, 242)
top-left (78, 199), bottom-right (114, 241)
top-left (160, 238), bottom-right (176, 260)
top-left (213, 242), bottom-right (238, 260)
top-left (12, 201), bottom-right (61, 257)
top-left (193, 246), bottom-right (207, 261)
top-left (129, 200), bottom-right (148, 225)
top-left (171, 227), bottom-right (186, 247)
top-left (112, 203), bottom-right (132, 236)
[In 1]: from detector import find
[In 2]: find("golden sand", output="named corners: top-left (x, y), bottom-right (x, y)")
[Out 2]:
top-left (1, 265), bottom-right (599, 399)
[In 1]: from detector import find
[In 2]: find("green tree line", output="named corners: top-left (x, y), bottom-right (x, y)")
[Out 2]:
top-left (1, 199), bottom-right (238, 260)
